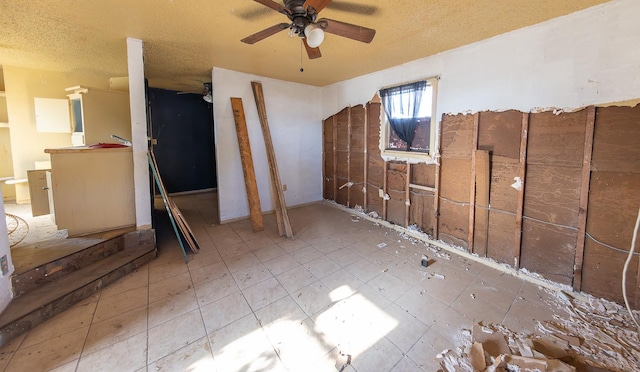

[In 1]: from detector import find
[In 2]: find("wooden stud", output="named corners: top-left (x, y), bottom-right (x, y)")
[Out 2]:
top-left (333, 115), bottom-right (338, 201)
top-left (573, 105), bottom-right (596, 292)
top-left (514, 112), bottom-right (529, 268)
top-left (347, 107), bottom-right (352, 208)
top-left (363, 105), bottom-right (369, 211)
top-left (230, 97), bottom-right (264, 233)
top-left (434, 116), bottom-right (443, 239)
top-left (468, 113), bottom-right (480, 253)
top-left (409, 184), bottom-right (436, 193)
top-left (405, 163), bottom-right (411, 227)
top-left (250, 82), bottom-right (293, 238)
top-left (474, 150), bottom-right (490, 257)
top-left (383, 161), bottom-right (388, 220)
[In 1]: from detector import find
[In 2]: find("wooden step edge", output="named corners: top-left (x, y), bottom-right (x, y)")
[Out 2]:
top-left (11, 229), bottom-right (155, 298)
top-left (0, 246), bottom-right (156, 347)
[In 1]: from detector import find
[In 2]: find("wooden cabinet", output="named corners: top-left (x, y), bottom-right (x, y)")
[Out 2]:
top-left (44, 146), bottom-right (135, 236)
top-left (66, 86), bottom-right (131, 146)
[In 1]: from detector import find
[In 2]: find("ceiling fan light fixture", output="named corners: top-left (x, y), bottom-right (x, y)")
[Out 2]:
top-left (304, 23), bottom-right (324, 48)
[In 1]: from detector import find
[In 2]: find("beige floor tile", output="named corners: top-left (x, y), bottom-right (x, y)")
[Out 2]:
top-left (476, 266), bottom-right (524, 294)
top-left (245, 235), bottom-right (276, 251)
top-left (407, 328), bottom-right (455, 371)
top-left (148, 287), bottom-right (199, 328)
top-left (49, 359), bottom-right (79, 372)
top-left (225, 251), bottom-right (260, 273)
top-left (210, 314), bottom-right (283, 372)
top-left (194, 272), bottom-right (239, 306)
top-left (460, 278), bottom-right (520, 311)
top-left (415, 267), bottom-right (474, 306)
top-left (213, 234), bottom-right (245, 251)
top-left (353, 284), bottom-right (393, 310)
top-left (276, 265), bottom-right (317, 293)
top-left (384, 303), bottom-right (430, 353)
top-left (290, 246), bottom-right (324, 264)
top-left (326, 248), bottom-right (362, 267)
top-left (147, 309), bottom-right (207, 363)
top-left (6, 326), bottom-right (88, 372)
top-left (312, 239), bottom-right (344, 254)
top-left (366, 272), bottom-right (412, 301)
top-left (320, 268), bottom-right (365, 301)
top-left (187, 249), bottom-right (223, 270)
top-left (149, 259), bottom-right (189, 283)
top-left (303, 256), bottom-right (342, 279)
top-left (200, 292), bottom-right (252, 334)
top-left (262, 253), bottom-right (299, 275)
top-left (21, 300), bottom-right (97, 348)
top-left (82, 304), bottom-right (147, 356)
top-left (92, 285), bottom-right (148, 322)
top-left (253, 244), bottom-right (287, 262)
top-left (148, 336), bottom-right (215, 372)
top-left (395, 287), bottom-right (449, 326)
top-left (391, 355), bottom-right (426, 371)
top-left (254, 296), bottom-right (307, 327)
top-left (242, 276), bottom-right (288, 311)
top-left (231, 262), bottom-right (272, 289)
top-left (277, 238), bottom-right (309, 253)
top-left (431, 307), bottom-right (473, 345)
top-left (350, 336), bottom-right (404, 372)
top-left (100, 267), bottom-right (149, 298)
top-left (189, 260), bottom-right (229, 287)
top-left (451, 291), bottom-right (509, 325)
top-left (292, 281), bottom-right (334, 316)
top-left (77, 331), bottom-right (147, 372)
top-left (387, 259), bottom-right (431, 286)
top-left (263, 318), bottom-right (333, 371)
top-left (345, 259), bottom-right (384, 282)
top-left (148, 271), bottom-right (193, 303)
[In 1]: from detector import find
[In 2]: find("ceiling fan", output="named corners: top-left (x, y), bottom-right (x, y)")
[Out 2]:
top-left (241, 0), bottom-right (376, 59)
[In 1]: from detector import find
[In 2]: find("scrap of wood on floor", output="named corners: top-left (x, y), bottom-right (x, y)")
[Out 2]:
top-left (148, 151), bottom-right (200, 257)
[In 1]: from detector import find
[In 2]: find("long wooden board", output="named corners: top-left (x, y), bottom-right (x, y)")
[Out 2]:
top-left (250, 82), bottom-right (293, 238)
top-left (230, 97), bottom-right (264, 232)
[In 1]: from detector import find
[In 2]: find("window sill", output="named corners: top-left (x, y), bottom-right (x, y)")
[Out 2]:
top-left (380, 149), bottom-right (437, 164)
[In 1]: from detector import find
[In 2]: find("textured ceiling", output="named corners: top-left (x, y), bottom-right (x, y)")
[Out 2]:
top-left (0, 0), bottom-right (610, 92)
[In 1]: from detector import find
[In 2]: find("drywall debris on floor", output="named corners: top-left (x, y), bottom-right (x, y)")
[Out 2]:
top-left (438, 289), bottom-right (640, 372)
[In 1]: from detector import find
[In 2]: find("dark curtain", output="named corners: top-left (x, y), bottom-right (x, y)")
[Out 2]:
top-left (379, 81), bottom-right (427, 150)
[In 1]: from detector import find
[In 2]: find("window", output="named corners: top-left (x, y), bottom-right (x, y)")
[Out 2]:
top-left (379, 77), bottom-right (438, 160)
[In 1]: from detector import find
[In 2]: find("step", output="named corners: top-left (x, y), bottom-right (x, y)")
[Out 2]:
top-left (0, 242), bottom-right (156, 346)
top-left (11, 228), bottom-right (142, 297)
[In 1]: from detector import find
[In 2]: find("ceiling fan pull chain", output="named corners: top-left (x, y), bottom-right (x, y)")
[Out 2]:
top-left (300, 39), bottom-right (304, 72)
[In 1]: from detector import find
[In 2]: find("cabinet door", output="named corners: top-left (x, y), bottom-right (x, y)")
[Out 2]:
top-left (27, 169), bottom-right (51, 216)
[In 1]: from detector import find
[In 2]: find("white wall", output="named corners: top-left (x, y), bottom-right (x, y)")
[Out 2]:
top-left (212, 68), bottom-right (322, 222)
top-left (0, 189), bottom-right (15, 312)
top-left (321, 0), bottom-right (640, 119)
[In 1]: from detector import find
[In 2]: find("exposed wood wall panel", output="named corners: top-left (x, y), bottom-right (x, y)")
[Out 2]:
top-left (350, 105), bottom-right (366, 208)
top-left (488, 156), bottom-right (519, 213)
top-left (323, 119), bottom-right (335, 201)
top-left (527, 110), bottom-right (586, 167)
top-left (523, 165), bottom-right (582, 227)
top-left (582, 171), bottom-right (640, 305)
top-left (335, 108), bottom-right (349, 206)
top-left (410, 190), bottom-right (435, 235)
top-left (478, 110), bottom-right (522, 159)
top-left (441, 114), bottom-right (474, 158)
top-left (439, 202), bottom-right (469, 249)
top-left (591, 105), bottom-right (640, 174)
top-left (387, 162), bottom-right (407, 226)
top-left (411, 164), bottom-right (436, 188)
top-left (521, 219), bottom-right (577, 285)
top-left (366, 102), bottom-right (383, 217)
top-left (486, 212), bottom-right (516, 264)
top-left (439, 158), bottom-right (471, 203)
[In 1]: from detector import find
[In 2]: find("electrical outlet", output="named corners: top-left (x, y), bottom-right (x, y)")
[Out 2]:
top-left (282, 184), bottom-right (287, 192)
top-left (378, 188), bottom-right (384, 198)
top-left (0, 255), bottom-right (8, 276)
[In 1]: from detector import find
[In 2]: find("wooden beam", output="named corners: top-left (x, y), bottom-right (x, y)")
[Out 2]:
top-left (514, 112), bottom-right (529, 268)
top-left (474, 150), bottom-right (490, 257)
top-left (333, 115), bottom-right (338, 202)
top-left (405, 163), bottom-right (411, 227)
top-left (347, 106), bottom-right (352, 208)
top-left (409, 183), bottom-right (436, 193)
top-left (230, 97), bottom-right (264, 232)
top-left (250, 82), bottom-right (293, 238)
top-left (363, 104), bottom-right (369, 211)
top-left (468, 113), bottom-right (479, 253)
top-left (382, 161), bottom-right (388, 220)
top-left (434, 116), bottom-right (443, 240)
top-left (573, 105), bottom-right (596, 291)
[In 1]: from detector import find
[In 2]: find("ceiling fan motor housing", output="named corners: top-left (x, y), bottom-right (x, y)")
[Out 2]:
top-left (285, 0), bottom-right (318, 37)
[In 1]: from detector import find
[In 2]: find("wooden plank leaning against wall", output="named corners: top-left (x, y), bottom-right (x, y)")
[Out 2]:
top-left (323, 102), bottom-right (640, 310)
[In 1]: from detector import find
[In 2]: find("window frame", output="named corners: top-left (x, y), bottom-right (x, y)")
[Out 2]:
top-left (379, 76), bottom-right (439, 163)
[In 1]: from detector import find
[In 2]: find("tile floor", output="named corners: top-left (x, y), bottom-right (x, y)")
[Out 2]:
top-left (0, 192), bottom-right (568, 371)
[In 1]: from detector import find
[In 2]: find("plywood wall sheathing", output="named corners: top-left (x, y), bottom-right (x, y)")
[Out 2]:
top-left (349, 105), bottom-right (366, 209)
top-left (323, 118), bottom-right (335, 201)
top-left (473, 150), bottom-right (490, 257)
top-left (366, 102), bottom-right (383, 217)
top-left (336, 108), bottom-right (349, 206)
top-left (468, 113), bottom-right (479, 253)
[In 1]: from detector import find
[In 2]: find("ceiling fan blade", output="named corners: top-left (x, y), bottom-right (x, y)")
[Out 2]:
top-left (317, 18), bottom-right (375, 43)
top-left (241, 23), bottom-right (290, 44)
top-left (303, 38), bottom-right (322, 59)
top-left (304, 0), bottom-right (332, 13)
top-left (326, 1), bottom-right (378, 15)
top-left (253, 0), bottom-right (291, 15)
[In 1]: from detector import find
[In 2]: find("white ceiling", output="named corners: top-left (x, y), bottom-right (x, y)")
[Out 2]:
top-left (0, 0), bottom-right (610, 92)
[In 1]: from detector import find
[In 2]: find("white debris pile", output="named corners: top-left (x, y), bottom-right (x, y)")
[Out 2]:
top-left (535, 290), bottom-right (640, 372)
top-left (426, 244), bottom-right (452, 260)
top-left (438, 290), bottom-right (640, 372)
